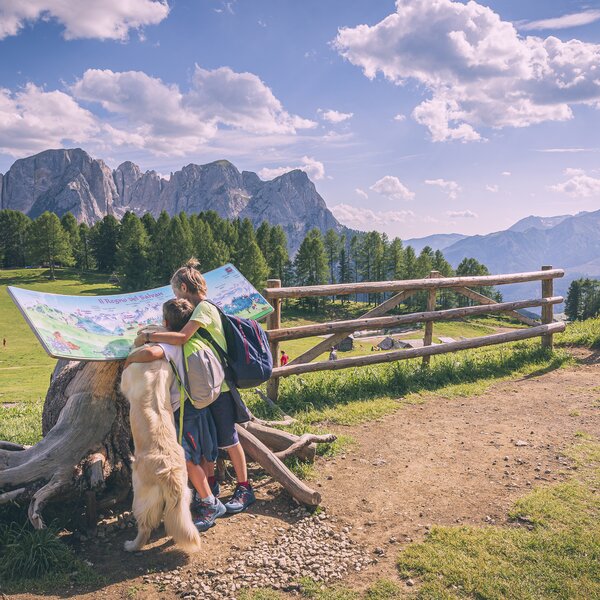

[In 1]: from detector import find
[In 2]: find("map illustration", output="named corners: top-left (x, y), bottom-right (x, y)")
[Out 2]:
top-left (8, 264), bottom-right (273, 361)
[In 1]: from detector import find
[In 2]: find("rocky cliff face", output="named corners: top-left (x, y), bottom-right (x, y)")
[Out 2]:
top-left (0, 148), bottom-right (119, 223)
top-left (0, 148), bottom-right (342, 252)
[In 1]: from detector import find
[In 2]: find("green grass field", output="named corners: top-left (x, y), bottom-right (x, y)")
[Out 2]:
top-left (1, 268), bottom-right (598, 597)
top-left (0, 268), bottom-right (530, 445)
top-left (0, 268), bottom-right (118, 444)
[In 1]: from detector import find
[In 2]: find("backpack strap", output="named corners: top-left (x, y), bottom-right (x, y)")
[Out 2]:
top-left (193, 300), bottom-right (236, 385)
top-left (168, 359), bottom-right (194, 445)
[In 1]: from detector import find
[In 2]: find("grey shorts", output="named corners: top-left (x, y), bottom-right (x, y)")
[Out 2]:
top-left (208, 389), bottom-right (251, 449)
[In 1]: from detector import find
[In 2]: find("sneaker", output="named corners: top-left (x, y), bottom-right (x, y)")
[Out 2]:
top-left (193, 498), bottom-right (227, 532)
top-left (224, 484), bottom-right (256, 514)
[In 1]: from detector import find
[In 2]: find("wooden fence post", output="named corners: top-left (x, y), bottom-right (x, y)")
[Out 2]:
top-left (541, 265), bottom-right (554, 350)
top-left (266, 279), bottom-right (282, 401)
top-left (422, 271), bottom-right (440, 366)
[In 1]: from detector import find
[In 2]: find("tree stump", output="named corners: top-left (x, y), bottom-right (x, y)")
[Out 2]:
top-left (0, 360), bottom-right (334, 529)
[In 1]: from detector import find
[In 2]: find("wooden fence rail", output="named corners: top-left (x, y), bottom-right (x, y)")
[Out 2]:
top-left (263, 266), bottom-right (565, 401)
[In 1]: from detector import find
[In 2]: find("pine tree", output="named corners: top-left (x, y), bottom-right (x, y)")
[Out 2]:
top-left (235, 218), bottom-right (268, 288)
top-left (565, 280), bottom-right (582, 321)
top-left (268, 225), bottom-right (289, 281)
top-left (61, 213), bottom-right (82, 269)
top-left (324, 229), bottom-right (340, 284)
top-left (294, 228), bottom-right (328, 310)
top-left (386, 237), bottom-right (404, 280)
top-left (117, 213), bottom-right (153, 291)
top-left (256, 221), bottom-right (272, 267)
top-left (432, 249), bottom-right (455, 309)
top-left (91, 215), bottom-right (121, 273)
top-left (28, 212), bottom-right (73, 279)
top-left (0, 209), bottom-right (30, 267)
top-left (141, 213), bottom-right (157, 238)
top-left (164, 215), bottom-right (194, 277)
top-left (78, 223), bottom-right (94, 271)
top-left (150, 211), bottom-right (172, 284)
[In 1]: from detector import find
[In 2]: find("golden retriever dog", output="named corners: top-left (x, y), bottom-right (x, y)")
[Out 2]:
top-left (120, 357), bottom-right (201, 553)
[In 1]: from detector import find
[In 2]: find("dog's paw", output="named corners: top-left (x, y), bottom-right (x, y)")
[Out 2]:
top-left (124, 540), bottom-right (139, 552)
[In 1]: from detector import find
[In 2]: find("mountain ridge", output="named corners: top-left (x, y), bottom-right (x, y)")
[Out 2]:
top-left (0, 148), bottom-right (341, 253)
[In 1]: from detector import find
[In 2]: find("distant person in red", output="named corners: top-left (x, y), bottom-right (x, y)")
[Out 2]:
top-left (280, 350), bottom-right (289, 366)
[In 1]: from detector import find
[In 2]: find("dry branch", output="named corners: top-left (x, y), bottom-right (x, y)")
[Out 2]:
top-left (237, 426), bottom-right (321, 506)
top-left (274, 434), bottom-right (337, 461)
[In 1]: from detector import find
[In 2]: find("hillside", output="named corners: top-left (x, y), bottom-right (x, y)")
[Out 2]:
top-left (0, 148), bottom-right (342, 253)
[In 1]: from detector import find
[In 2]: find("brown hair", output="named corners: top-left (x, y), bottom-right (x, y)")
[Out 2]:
top-left (162, 298), bottom-right (194, 332)
top-left (170, 258), bottom-right (207, 297)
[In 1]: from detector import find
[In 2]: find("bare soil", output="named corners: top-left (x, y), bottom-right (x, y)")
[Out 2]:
top-left (9, 348), bottom-right (600, 600)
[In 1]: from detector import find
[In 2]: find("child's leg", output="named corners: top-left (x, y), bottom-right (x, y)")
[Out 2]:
top-left (226, 443), bottom-right (248, 484)
top-left (186, 461), bottom-right (211, 499)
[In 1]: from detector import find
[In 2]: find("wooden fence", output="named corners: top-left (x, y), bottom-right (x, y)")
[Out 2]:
top-left (262, 266), bottom-right (566, 401)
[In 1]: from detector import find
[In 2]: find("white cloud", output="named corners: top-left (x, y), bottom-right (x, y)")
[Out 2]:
top-left (520, 10), bottom-right (600, 31)
top-left (502, 171), bottom-right (511, 176)
top-left (318, 108), bottom-right (353, 123)
top-left (0, 84), bottom-right (98, 156)
top-left (258, 156), bottom-right (325, 181)
top-left (486, 184), bottom-right (499, 192)
top-left (355, 188), bottom-right (368, 200)
top-left (550, 169), bottom-right (600, 197)
top-left (334, 0), bottom-right (600, 142)
top-left (370, 175), bottom-right (414, 200)
top-left (424, 178), bottom-right (460, 199)
top-left (70, 65), bottom-right (315, 155)
top-left (331, 203), bottom-right (414, 229)
top-left (447, 210), bottom-right (478, 219)
top-left (0, 0), bottom-right (169, 41)
top-left (537, 148), bottom-right (596, 153)
top-left (393, 113), bottom-right (406, 121)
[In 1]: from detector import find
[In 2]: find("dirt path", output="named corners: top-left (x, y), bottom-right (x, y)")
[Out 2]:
top-left (10, 349), bottom-right (600, 600)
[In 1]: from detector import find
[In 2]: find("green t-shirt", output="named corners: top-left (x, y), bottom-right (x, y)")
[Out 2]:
top-left (190, 300), bottom-right (229, 392)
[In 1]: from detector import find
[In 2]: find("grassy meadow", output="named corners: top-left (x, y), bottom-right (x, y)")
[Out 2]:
top-left (0, 267), bottom-right (567, 445)
top-left (1, 267), bottom-right (599, 597)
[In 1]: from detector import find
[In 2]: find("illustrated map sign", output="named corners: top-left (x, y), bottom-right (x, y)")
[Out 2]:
top-left (7, 264), bottom-right (273, 361)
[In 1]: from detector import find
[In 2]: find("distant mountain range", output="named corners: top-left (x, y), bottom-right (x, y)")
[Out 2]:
top-left (0, 148), bottom-right (341, 253)
top-left (407, 210), bottom-right (600, 304)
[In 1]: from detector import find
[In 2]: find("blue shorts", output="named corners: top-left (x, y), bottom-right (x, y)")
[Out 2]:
top-left (209, 389), bottom-right (251, 449)
top-left (173, 401), bottom-right (219, 465)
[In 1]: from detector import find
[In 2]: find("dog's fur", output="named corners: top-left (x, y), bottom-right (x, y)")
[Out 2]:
top-left (120, 357), bottom-right (201, 553)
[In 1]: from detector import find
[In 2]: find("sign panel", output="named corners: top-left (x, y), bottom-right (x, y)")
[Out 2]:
top-left (7, 264), bottom-right (273, 361)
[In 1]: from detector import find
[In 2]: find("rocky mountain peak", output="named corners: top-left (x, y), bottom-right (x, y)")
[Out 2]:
top-left (0, 148), bottom-right (342, 253)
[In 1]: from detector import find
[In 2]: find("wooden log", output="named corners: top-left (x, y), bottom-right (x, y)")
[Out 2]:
top-left (237, 426), bottom-right (321, 506)
top-left (266, 279), bottom-right (282, 401)
top-left (244, 421), bottom-right (316, 462)
top-left (266, 296), bottom-right (563, 342)
top-left (454, 286), bottom-right (538, 326)
top-left (541, 266), bottom-right (554, 350)
top-left (274, 434), bottom-right (337, 461)
top-left (264, 269), bottom-right (565, 299)
top-left (289, 289), bottom-right (417, 366)
top-left (422, 271), bottom-right (440, 366)
top-left (271, 322), bottom-right (565, 378)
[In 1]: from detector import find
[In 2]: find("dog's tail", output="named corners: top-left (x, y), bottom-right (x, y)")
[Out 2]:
top-left (162, 485), bottom-right (202, 553)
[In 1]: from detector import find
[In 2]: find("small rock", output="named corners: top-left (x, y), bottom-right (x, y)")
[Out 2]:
top-left (515, 440), bottom-right (529, 447)
top-left (406, 579), bottom-right (415, 587)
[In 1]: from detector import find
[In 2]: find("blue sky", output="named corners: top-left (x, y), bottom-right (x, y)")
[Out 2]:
top-left (1, 0), bottom-right (600, 239)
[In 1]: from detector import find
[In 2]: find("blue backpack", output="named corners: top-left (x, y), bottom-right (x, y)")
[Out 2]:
top-left (195, 300), bottom-right (273, 389)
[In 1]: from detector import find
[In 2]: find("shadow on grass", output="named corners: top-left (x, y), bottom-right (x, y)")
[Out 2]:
top-left (270, 344), bottom-right (570, 418)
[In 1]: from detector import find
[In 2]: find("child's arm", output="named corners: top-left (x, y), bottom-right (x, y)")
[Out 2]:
top-left (133, 320), bottom-right (200, 348)
top-left (124, 345), bottom-right (165, 369)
